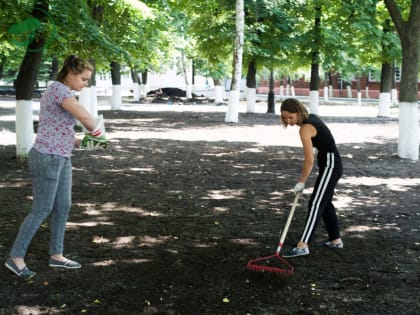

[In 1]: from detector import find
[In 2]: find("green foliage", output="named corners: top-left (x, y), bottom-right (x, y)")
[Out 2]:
top-left (0, 0), bottom-right (405, 86)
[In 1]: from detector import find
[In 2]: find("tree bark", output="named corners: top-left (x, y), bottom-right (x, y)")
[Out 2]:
top-left (267, 69), bottom-right (275, 113)
top-left (246, 59), bottom-right (256, 89)
top-left (110, 61), bottom-right (121, 85)
top-left (15, 0), bottom-right (48, 100)
top-left (14, 0), bottom-right (49, 158)
top-left (309, 5), bottom-right (321, 92)
top-left (111, 61), bottom-right (122, 110)
top-left (384, 0), bottom-right (420, 160)
top-left (379, 63), bottom-right (392, 93)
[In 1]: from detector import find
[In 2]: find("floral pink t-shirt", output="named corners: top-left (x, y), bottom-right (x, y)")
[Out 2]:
top-left (33, 81), bottom-right (76, 157)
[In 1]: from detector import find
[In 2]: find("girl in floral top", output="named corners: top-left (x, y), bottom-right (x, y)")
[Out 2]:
top-left (5, 55), bottom-right (104, 279)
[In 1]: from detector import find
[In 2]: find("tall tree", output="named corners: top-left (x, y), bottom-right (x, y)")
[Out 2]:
top-left (225, 0), bottom-right (244, 123)
top-left (308, 3), bottom-right (321, 114)
top-left (384, 0), bottom-right (420, 160)
top-left (378, 19), bottom-right (393, 117)
top-left (14, 0), bottom-right (49, 158)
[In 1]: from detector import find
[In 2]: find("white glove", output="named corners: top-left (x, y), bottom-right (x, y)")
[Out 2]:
top-left (85, 140), bottom-right (106, 150)
top-left (89, 115), bottom-right (106, 138)
top-left (293, 182), bottom-right (305, 193)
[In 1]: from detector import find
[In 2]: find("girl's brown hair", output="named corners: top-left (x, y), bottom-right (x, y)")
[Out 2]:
top-left (56, 55), bottom-right (93, 83)
top-left (280, 98), bottom-right (309, 127)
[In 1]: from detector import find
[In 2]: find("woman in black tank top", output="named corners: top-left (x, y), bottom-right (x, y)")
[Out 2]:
top-left (279, 98), bottom-right (343, 258)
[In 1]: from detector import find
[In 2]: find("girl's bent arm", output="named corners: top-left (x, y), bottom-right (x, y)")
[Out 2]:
top-left (62, 97), bottom-right (96, 132)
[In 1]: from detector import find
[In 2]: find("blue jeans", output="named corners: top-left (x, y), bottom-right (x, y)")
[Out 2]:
top-left (10, 148), bottom-right (72, 258)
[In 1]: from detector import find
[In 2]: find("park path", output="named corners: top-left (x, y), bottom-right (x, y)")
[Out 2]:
top-left (0, 96), bottom-right (404, 148)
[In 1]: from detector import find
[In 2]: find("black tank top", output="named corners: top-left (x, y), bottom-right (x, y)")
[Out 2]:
top-left (302, 114), bottom-right (342, 168)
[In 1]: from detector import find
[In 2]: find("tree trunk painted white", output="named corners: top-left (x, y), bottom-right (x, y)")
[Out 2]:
top-left (346, 85), bottom-right (352, 98)
top-left (279, 85), bottom-right (284, 97)
top-left (15, 100), bottom-right (34, 158)
top-left (291, 86), bottom-right (295, 97)
top-left (365, 87), bottom-right (370, 99)
top-left (225, 90), bottom-right (240, 122)
top-left (111, 84), bottom-right (122, 110)
top-left (378, 92), bottom-right (391, 117)
top-left (186, 84), bottom-right (193, 98)
top-left (357, 91), bottom-right (362, 106)
top-left (133, 83), bottom-right (140, 100)
top-left (329, 85), bottom-right (333, 98)
top-left (286, 84), bottom-right (290, 96)
top-left (309, 90), bottom-right (319, 114)
top-left (398, 102), bottom-right (419, 160)
top-left (214, 85), bottom-right (224, 104)
top-left (140, 83), bottom-right (148, 98)
top-left (246, 87), bottom-right (256, 113)
top-left (391, 88), bottom-right (398, 105)
top-left (323, 86), bottom-right (329, 102)
top-left (225, 0), bottom-right (244, 123)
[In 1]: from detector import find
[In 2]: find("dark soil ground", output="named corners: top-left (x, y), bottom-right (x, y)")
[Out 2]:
top-left (0, 97), bottom-right (419, 314)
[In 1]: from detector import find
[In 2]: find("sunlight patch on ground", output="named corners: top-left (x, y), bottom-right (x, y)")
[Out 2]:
top-left (0, 129), bottom-right (15, 146)
top-left (239, 147), bottom-right (265, 153)
top-left (334, 195), bottom-right (355, 209)
top-left (230, 238), bottom-right (260, 246)
top-left (138, 235), bottom-right (170, 247)
top-left (100, 202), bottom-right (162, 216)
top-left (13, 305), bottom-right (60, 315)
top-left (90, 258), bottom-right (152, 267)
top-left (67, 221), bottom-right (114, 228)
top-left (129, 167), bottom-right (157, 173)
top-left (345, 224), bottom-right (400, 233)
top-left (92, 235), bottom-right (110, 244)
top-left (0, 182), bottom-right (19, 188)
top-left (91, 259), bottom-right (116, 267)
top-left (204, 189), bottom-right (245, 200)
top-left (340, 176), bottom-right (420, 191)
top-left (113, 236), bottom-right (136, 248)
top-left (213, 206), bottom-right (229, 213)
top-left (194, 242), bottom-right (215, 248)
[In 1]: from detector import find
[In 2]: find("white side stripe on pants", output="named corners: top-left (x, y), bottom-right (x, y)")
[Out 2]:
top-left (301, 152), bottom-right (335, 244)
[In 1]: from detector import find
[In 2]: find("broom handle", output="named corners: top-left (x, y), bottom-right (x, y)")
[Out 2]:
top-left (276, 192), bottom-right (300, 255)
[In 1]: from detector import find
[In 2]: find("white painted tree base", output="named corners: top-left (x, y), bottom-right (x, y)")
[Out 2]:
top-left (214, 85), bottom-right (224, 104)
top-left (398, 102), bottom-right (419, 160)
top-left (246, 88), bottom-right (256, 113)
top-left (186, 84), bottom-right (192, 99)
top-left (309, 90), bottom-right (319, 115)
top-left (323, 86), bottom-right (329, 102)
top-left (225, 89), bottom-right (240, 123)
top-left (112, 85), bottom-right (122, 110)
top-left (140, 83), bottom-right (148, 98)
top-left (378, 92), bottom-right (391, 117)
top-left (391, 88), bottom-right (398, 105)
top-left (357, 92), bottom-right (362, 106)
top-left (133, 83), bottom-right (140, 100)
top-left (15, 100), bottom-right (34, 158)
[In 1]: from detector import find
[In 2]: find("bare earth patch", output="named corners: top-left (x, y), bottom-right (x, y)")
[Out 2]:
top-left (0, 97), bottom-right (419, 314)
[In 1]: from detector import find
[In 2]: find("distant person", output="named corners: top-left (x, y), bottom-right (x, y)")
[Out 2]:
top-left (5, 55), bottom-right (106, 279)
top-left (279, 98), bottom-right (343, 258)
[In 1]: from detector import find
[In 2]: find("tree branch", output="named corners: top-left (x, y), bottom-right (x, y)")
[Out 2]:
top-left (383, 0), bottom-right (404, 36)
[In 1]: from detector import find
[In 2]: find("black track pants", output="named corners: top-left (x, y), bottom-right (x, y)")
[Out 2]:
top-left (300, 152), bottom-right (342, 244)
